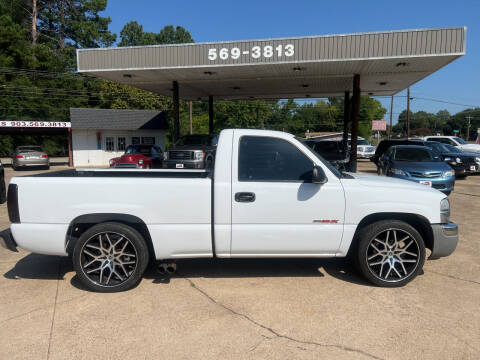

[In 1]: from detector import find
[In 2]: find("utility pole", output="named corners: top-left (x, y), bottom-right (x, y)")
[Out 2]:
top-left (189, 101), bottom-right (193, 135)
top-left (389, 95), bottom-right (394, 139)
top-left (466, 116), bottom-right (472, 141)
top-left (406, 87), bottom-right (411, 138)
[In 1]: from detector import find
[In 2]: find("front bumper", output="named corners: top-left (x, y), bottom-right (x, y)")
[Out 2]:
top-left (113, 163), bottom-right (143, 169)
top-left (163, 159), bottom-right (205, 169)
top-left (357, 152), bottom-right (375, 159)
top-left (0, 229), bottom-right (18, 252)
top-left (390, 174), bottom-right (455, 193)
top-left (429, 222), bottom-right (459, 259)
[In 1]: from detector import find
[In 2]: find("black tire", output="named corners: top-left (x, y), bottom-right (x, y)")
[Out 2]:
top-left (73, 222), bottom-right (149, 292)
top-left (45, 165), bottom-right (50, 170)
top-left (356, 220), bottom-right (426, 287)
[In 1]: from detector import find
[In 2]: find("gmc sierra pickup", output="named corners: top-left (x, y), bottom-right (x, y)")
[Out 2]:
top-left (2, 129), bottom-right (458, 292)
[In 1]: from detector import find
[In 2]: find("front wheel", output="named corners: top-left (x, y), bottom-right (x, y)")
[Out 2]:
top-left (356, 220), bottom-right (426, 287)
top-left (73, 222), bottom-right (149, 292)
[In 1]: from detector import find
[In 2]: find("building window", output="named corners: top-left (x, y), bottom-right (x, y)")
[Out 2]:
top-left (142, 137), bottom-right (155, 145)
top-left (105, 136), bottom-right (115, 152)
top-left (117, 137), bottom-right (126, 151)
top-left (131, 137), bottom-right (140, 145)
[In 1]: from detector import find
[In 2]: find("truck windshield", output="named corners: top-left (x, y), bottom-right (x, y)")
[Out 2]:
top-left (125, 145), bottom-right (152, 155)
top-left (175, 135), bottom-right (218, 146)
top-left (296, 138), bottom-right (343, 178)
top-left (453, 137), bottom-right (468, 145)
top-left (394, 148), bottom-right (437, 162)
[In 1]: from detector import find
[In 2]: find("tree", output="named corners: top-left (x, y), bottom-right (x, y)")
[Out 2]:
top-left (119, 21), bottom-right (193, 47)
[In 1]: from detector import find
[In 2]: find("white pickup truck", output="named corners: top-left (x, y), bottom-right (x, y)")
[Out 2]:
top-left (2, 129), bottom-right (458, 292)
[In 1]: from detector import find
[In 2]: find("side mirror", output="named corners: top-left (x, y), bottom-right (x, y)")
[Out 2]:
top-left (312, 165), bottom-right (328, 184)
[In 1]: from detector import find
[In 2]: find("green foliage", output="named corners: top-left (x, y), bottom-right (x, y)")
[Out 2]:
top-left (119, 21), bottom-right (193, 46)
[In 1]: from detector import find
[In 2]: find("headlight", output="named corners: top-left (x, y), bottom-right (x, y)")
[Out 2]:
top-left (440, 198), bottom-right (450, 223)
top-left (475, 157), bottom-right (480, 164)
top-left (391, 168), bottom-right (406, 176)
top-left (164, 152), bottom-right (168, 160)
top-left (443, 170), bottom-right (454, 177)
top-left (109, 159), bottom-right (114, 165)
top-left (456, 157), bottom-right (461, 163)
top-left (194, 151), bottom-right (205, 160)
top-left (138, 159), bottom-right (144, 165)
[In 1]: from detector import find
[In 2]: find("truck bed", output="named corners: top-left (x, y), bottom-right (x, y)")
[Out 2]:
top-left (10, 168), bottom-right (213, 258)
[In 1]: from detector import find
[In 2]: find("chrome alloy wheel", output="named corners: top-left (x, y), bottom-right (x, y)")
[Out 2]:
top-left (366, 228), bottom-right (420, 282)
top-left (80, 232), bottom-right (138, 287)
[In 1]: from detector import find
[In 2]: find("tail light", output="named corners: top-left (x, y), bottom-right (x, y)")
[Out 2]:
top-left (16, 155), bottom-right (24, 159)
top-left (7, 184), bottom-right (20, 223)
top-left (42, 154), bottom-right (48, 158)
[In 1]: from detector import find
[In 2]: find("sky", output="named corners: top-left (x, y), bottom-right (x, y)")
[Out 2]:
top-left (103, 0), bottom-right (480, 123)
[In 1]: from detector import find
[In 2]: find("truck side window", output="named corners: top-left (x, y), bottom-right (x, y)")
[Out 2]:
top-left (238, 136), bottom-right (313, 182)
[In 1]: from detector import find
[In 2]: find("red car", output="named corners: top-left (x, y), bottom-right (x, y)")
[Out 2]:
top-left (109, 145), bottom-right (164, 169)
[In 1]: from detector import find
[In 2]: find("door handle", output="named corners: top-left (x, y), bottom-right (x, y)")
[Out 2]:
top-left (235, 192), bottom-right (256, 202)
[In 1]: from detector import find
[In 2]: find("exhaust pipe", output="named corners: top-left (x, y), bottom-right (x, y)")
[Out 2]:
top-left (157, 262), bottom-right (177, 275)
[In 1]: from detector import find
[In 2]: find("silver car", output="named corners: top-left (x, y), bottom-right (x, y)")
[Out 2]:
top-left (11, 146), bottom-right (50, 170)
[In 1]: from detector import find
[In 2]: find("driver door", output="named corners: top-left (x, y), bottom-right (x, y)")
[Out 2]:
top-left (231, 135), bottom-right (345, 257)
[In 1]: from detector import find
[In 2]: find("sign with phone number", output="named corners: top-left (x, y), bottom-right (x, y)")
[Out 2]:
top-left (208, 44), bottom-right (294, 61)
top-left (0, 121), bottom-right (71, 128)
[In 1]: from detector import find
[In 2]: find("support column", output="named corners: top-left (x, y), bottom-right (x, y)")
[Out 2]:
top-left (172, 81), bottom-right (180, 142)
top-left (68, 127), bottom-right (73, 167)
top-left (208, 95), bottom-right (214, 134)
top-left (389, 95), bottom-right (394, 139)
top-left (189, 101), bottom-right (193, 135)
top-left (343, 90), bottom-right (350, 157)
top-left (350, 74), bottom-right (360, 172)
top-left (406, 87), bottom-right (411, 138)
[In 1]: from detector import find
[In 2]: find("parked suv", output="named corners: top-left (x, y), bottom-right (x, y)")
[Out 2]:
top-left (304, 139), bottom-right (349, 171)
top-left (163, 134), bottom-right (218, 169)
top-left (344, 138), bottom-right (376, 159)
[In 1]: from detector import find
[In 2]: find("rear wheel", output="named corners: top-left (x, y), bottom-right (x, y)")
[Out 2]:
top-left (356, 220), bottom-right (425, 287)
top-left (73, 222), bottom-right (149, 292)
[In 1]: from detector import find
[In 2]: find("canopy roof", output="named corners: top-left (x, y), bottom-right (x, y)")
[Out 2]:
top-left (77, 27), bottom-right (466, 100)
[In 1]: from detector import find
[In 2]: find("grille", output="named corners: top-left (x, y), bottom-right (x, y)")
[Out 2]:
top-left (169, 151), bottom-right (194, 160)
top-left (432, 184), bottom-right (446, 190)
top-left (409, 171), bottom-right (442, 178)
top-left (114, 163), bottom-right (139, 168)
